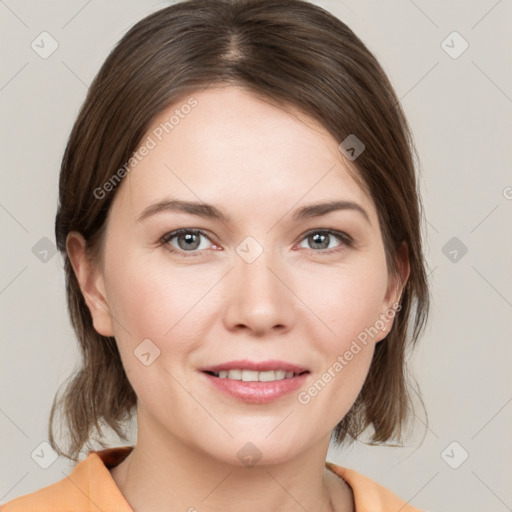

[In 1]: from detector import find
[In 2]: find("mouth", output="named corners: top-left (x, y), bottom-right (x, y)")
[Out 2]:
top-left (200, 360), bottom-right (310, 382)
top-left (200, 362), bottom-right (311, 404)
top-left (203, 369), bottom-right (310, 382)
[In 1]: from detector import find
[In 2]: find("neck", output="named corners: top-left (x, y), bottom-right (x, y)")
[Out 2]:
top-left (110, 413), bottom-right (354, 512)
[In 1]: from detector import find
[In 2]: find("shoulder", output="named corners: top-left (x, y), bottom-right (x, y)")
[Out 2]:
top-left (0, 477), bottom-right (88, 512)
top-left (0, 460), bottom-right (92, 512)
top-left (0, 447), bottom-right (133, 512)
top-left (325, 461), bottom-right (425, 512)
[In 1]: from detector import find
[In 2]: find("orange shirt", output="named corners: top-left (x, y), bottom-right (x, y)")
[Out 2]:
top-left (1, 446), bottom-right (423, 511)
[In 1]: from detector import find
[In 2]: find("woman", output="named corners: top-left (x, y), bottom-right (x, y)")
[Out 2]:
top-left (1, 0), bottom-right (429, 510)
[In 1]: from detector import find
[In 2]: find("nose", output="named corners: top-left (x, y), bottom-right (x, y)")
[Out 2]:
top-left (222, 246), bottom-right (296, 337)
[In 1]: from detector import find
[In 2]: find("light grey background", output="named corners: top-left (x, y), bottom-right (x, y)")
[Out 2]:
top-left (1, 1), bottom-right (511, 510)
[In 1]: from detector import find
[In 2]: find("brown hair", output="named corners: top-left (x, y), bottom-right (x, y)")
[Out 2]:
top-left (50, 0), bottom-right (429, 461)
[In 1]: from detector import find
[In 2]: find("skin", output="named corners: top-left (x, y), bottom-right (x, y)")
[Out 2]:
top-left (67, 85), bottom-right (409, 512)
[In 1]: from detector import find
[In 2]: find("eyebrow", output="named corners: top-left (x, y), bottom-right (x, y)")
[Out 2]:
top-left (137, 199), bottom-right (371, 225)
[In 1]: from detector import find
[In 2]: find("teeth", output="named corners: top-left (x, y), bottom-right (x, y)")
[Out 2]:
top-left (215, 369), bottom-right (300, 381)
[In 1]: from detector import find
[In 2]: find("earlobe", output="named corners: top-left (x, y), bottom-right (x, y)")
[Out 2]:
top-left (376, 241), bottom-right (411, 342)
top-left (393, 241), bottom-right (411, 305)
top-left (388, 241), bottom-right (411, 307)
top-left (66, 232), bottom-right (115, 337)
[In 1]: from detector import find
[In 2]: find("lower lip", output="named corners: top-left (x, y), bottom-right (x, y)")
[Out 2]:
top-left (201, 371), bottom-right (310, 404)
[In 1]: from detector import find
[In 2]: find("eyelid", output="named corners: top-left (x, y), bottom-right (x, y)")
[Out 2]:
top-left (299, 228), bottom-right (353, 246)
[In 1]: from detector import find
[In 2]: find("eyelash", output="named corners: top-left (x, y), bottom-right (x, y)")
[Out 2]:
top-left (160, 228), bottom-right (354, 258)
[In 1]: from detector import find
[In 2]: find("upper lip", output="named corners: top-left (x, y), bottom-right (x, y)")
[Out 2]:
top-left (200, 360), bottom-right (309, 374)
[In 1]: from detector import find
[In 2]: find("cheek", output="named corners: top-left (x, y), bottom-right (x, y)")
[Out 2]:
top-left (105, 243), bottom-right (389, 356)
top-left (296, 256), bottom-right (389, 345)
top-left (293, 257), bottom-right (388, 410)
top-left (103, 250), bottom-right (222, 351)
top-left (101, 253), bottom-right (217, 404)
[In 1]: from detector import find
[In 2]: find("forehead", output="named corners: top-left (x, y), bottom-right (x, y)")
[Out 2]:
top-left (112, 86), bottom-right (377, 226)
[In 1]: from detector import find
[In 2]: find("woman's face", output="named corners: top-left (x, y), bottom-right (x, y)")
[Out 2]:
top-left (77, 86), bottom-right (405, 465)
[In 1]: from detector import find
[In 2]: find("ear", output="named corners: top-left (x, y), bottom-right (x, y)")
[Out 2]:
top-left (66, 231), bottom-right (115, 337)
top-left (374, 241), bottom-right (410, 343)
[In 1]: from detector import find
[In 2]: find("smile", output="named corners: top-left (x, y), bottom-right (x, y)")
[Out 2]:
top-left (201, 370), bottom-right (310, 404)
top-left (204, 369), bottom-right (307, 381)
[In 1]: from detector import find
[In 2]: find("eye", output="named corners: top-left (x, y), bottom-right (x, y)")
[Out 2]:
top-left (297, 229), bottom-right (353, 253)
top-left (160, 228), bottom-right (353, 258)
top-left (161, 228), bottom-right (215, 256)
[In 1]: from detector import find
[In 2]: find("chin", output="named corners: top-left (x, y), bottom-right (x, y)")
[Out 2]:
top-left (199, 433), bottom-right (306, 468)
